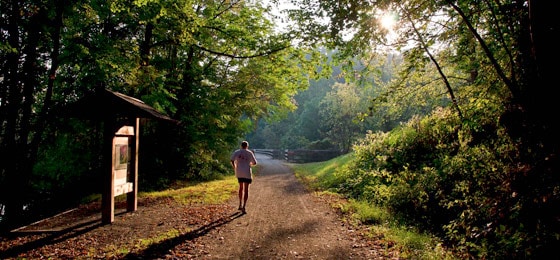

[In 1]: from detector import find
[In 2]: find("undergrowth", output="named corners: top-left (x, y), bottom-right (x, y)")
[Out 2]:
top-left (292, 154), bottom-right (457, 260)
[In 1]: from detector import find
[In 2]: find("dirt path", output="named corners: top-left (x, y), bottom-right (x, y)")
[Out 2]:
top-left (0, 154), bottom-right (399, 259)
top-left (189, 154), bottom-right (396, 259)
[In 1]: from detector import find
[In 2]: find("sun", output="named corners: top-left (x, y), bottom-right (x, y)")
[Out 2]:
top-left (379, 11), bottom-right (397, 30)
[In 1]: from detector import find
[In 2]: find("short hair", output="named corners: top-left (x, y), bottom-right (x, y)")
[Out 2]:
top-left (241, 141), bottom-right (249, 148)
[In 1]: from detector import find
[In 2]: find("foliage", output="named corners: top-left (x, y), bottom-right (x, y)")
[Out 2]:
top-left (0, 0), bottom-right (322, 230)
top-left (31, 120), bottom-right (103, 214)
top-left (319, 82), bottom-right (367, 152)
top-left (280, 0), bottom-right (559, 258)
top-left (2, 1), bottom-right (558, 258)
top-left (344, 105), bottom-right (555, 258)
top-left (291, 154), bottom-right (456, 259)
top-left (292, 98), bottom-right (558, 257)
top-left (248, 54), bottom-right (389, 151)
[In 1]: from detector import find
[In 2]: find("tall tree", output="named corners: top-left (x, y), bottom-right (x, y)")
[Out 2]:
top-left (0, 0), bottom-right (322, 229)
top-left (0, 0), bottom-right (74, 229)
top-left (287, 0), bottom-right (559, 255)
top-left (319, 82), bottom-right (366, 152)
top-left (286, 0), bottom-right (558, 167)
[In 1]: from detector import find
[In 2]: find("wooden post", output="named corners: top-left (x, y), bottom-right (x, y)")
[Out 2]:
top-left (102, 119), bottom-right (116, 224)
top-left (127, 118), bottom-right (139, 212)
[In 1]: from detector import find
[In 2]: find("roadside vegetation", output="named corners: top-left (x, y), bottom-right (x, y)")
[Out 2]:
top-left (292, 155), bottom-right (456, 260)
top-left (2, 1), bottom-right (556, 259)
top-left (141, 177), bottom-right (239, 205)
top-left (291, 105), bottom-right (535, 259)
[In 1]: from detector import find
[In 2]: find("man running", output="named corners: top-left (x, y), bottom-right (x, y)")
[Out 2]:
top-left (230, 141), bottom-right (257, 213)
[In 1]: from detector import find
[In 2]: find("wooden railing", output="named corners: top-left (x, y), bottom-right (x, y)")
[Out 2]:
top-left (254, 149), bottom-right (343, 163)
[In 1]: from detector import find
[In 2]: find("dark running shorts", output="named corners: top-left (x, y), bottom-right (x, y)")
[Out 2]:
top-left (238, 177), bottom-right (252, 184)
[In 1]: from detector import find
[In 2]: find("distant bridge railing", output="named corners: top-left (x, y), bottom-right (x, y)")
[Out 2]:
top-left (253, 149), bottom-right (284, 159)
top-left (253, 149), bottom-right (343, 163)
top-left (283, 149), bottom-right (343, 163)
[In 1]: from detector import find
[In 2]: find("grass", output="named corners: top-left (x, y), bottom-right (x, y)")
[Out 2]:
top-left (143, 164), bottom-right (263, 205)
top-left (86, 176), bottom-right (239, 257)
top-left (95, 228), bottom-right (184, 258)
top-left (291, 155), bottom-right (458, 260)
top-left (290, 154), bottom-right (351, 191)
top-left (141, 176), bottom-right (239, 205)
top-left (81, 175), bottom-right (239, 206)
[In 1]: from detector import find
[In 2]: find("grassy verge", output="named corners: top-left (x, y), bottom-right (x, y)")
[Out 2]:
top-left (142, 176), bottom-right (239, 205)
top-left (89, 175), bottom-right (239, 257)
top-left (141, 164), bottom-right (264, 205)
top-left (82, 175), bottom-right (240, 206)
top-left (290, 155), bottom-right (457, 260)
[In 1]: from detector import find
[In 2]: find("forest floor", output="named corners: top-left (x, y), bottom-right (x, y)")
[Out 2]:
top-left (0, 155), bottom-right (401, 259)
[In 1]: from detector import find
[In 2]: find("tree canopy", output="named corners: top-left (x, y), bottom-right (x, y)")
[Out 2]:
top-left (0, 0), bottom-right (322, 229)
top-left (247, 0), bottom-right (558, 257)
top-left (1, 0), bottom-right (558, 256)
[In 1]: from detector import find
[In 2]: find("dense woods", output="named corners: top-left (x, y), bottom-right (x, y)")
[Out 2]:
top-left (1, 0), bottom-right (558, 258)
top-left (250, 0), bottom-right (559, 257)
top-left (0, 0), bottom-right (320, 229)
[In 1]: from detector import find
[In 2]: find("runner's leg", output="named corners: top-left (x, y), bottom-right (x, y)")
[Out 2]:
top-left (243, 182), bottom-right (249, 210)
top-left (238, 182), bottom-right (243, 210)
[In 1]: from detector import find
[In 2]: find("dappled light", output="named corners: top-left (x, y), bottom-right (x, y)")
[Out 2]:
top-left (1, 0), bottom-right (558, 258)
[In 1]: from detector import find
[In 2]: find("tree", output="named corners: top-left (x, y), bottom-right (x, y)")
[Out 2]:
top-left (286, 0), bottom-right (558, 172)
top-left (286, 0), bottom-right (556, 130)
top-left (286, 0), bottom-right (559, 256)
top-left (0, 0), bottom-right (322, 230)
top-left (319, 82), bottom-right (366, 152)
top-left (0, 0), bottom-right (74, 229)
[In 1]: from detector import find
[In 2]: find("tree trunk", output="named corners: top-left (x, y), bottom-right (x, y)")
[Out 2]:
top-left (0, 0), bottom-right (60, 230)
top-left (1, 0), bottom-right (25, 231)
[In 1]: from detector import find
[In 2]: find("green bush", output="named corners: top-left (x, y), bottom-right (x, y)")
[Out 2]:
top-left (346, 106), bottom-right (539, 258)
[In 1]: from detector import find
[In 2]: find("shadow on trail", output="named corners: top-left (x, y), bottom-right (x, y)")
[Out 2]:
top-left (122, 210), bottom-right (245, 259)
top-left (256, 219), bottom-right (354, 258)
top-left (0, 210), bottom-right (129, 259)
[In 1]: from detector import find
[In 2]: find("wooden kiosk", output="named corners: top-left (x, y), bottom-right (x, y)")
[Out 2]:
top-left (66, 89), bottom-right (177, 224)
